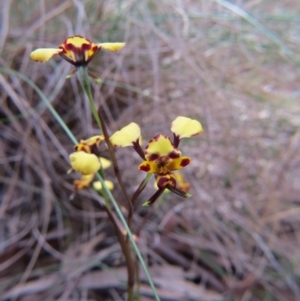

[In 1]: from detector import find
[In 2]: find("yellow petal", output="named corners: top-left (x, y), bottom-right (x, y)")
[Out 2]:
top-left (110, 122), bottom-right (141, 147)
top-left (74, 174), bottom-right (94, 190)
top-left (99, 157), bottom-right (112, 169)
top-left (171, 116), bottom-right (203, 139)
top-left (166, 156), bottom-right (191, 171)
top-left (93, 180), bottom-right (114, 191)
top-left (80, 135), bottom-right (104, 146)
top-left (64, 36), bottom-right (93, 48)
top-left (30, 48), bottom-right (62, 63)
top-left (97, 43), bottom-right (125, 52)
top-left (174, 171), bottom-right (190, 192)
top-left (69, 151), bottom-right (100, 175)
top-left (145, 135), bottom-right (181, 161)
top-left (138, 161), bottom-right (158, 173)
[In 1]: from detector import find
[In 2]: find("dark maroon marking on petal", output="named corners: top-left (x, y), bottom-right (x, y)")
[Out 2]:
top-left (61, 41), bottom-right (93, 66)
top-left (85, 47), bottom-right (101, 65)
top-left (180, 158), bottom-right (191, 167)
top-left (59, 52), bottom-right (77, 66)
top-left (139, 163), bottom-right (150, 172)
top-left (147, 153), bottom-right (159, 161)
top-left (81, 43), bottom-right (92, 51)
top-left (169, 150), bottom-right (180, 159)
top-left (152, 134), bottom-right (163, 141)
top-left (63, 43), bottom-right (77, 51)
top-left (157, 176), bottom-right (169, 189)
top-left (146, 137), bottom-right (155, 147)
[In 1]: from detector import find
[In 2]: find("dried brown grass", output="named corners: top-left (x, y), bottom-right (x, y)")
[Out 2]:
top-left (1, 0), bottom-right (300, 300)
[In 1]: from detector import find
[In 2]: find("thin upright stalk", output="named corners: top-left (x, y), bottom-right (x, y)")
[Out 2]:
top-left (78, 67), bottom-right (135, 301)
top-left (102, 203), bottom-right (135, 300)
top-left (78, 67), bottom-right (134, 226)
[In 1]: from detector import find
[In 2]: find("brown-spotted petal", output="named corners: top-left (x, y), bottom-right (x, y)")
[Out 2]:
top-left (59, 35), bottom-right (100, 65)
top-left (156, 173), bottom-right (176, 189)
top-left (145, 135), bottom-right (181, 161)
top-left (166, 156), bottom-right (191, 171)
top-left (138, 161), bottom-right (158, 173)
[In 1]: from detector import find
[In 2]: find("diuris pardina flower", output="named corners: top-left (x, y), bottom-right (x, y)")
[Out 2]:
top-left (30, 35), bottom-right (125, 79)
top-left (110, 116), bottom-right (203, 205)
top-left (69, 136), bottom-right (113, 192)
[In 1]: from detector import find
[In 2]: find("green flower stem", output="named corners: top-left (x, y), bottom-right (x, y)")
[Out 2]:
top-left (78, 67), bottom-right (134, 227)
top-left (78, 67), bottom-right (102, 130)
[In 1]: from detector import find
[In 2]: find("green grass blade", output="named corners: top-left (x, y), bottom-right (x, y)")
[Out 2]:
top-left (211, 0), bottom-right (300, 67)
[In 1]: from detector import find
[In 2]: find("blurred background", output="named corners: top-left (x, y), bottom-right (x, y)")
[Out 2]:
top-left (1, 0), bottom-right (300, 300)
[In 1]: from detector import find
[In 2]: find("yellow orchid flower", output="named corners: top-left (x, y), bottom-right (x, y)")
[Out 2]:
top-left (70, 134), bottom-right (113, 192)
top-left (109, 116), bottom-right (202, 205)
top-left (69, 151), bottom-right (101, 175)
top-left (153, 171), bottom-right (190, 193)
top-left (30, 35), bottom-right (125, 79)
top-left (139, 135), bottom-right (191, 189)
top-left (70, 153), bottom-right (112, 191)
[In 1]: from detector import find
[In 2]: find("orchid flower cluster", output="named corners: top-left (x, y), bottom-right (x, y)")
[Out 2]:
top-left (30, 35), bottom-right (203, 206)
top-left (70, 117), bottom-right (202, 205)
top-left (109, 117), bottom-right (203, 205)
top-left (65, 116), bottom-right (202, 206)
